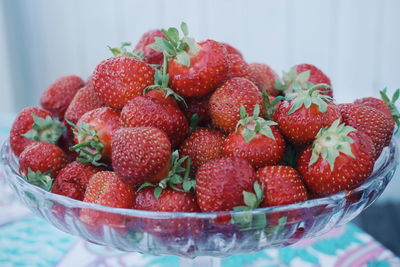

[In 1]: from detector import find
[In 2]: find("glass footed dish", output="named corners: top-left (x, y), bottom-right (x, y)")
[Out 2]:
top-left (0, 139), bottom-right (398, 259)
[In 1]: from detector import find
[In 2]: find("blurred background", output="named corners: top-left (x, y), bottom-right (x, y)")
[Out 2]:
top-left (0, 0), bottom-right (400, 253)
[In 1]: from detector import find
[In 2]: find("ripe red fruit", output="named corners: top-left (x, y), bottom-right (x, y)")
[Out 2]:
top-left (72, 107), bottom-right (121, 164)
top-left (112, 127), bottom-right (171, 187)
top-left (80, 171), bottom-right (136, 227)
top-left (64, 85), bottom-right (104, 125)
top-left (19, 142), bottom-right (68, 178)
top-left (248, 63), bottom-right (281, 96)
top-left (10, 107), bottom-right (54, 156)
top-left (297, 120), bottom-right (376, 196)
top-left (276, 64), bottom-right (333, 97)
top-left (92, 56), bottom-right (155, 108)
top-left (223, 105), bottom-right (285, 169)
top-left (256, 166), bottom-right (308, 207)
top-left (134, 29), bottom-right (166, 65)
top-left (179, 128), bottom-right (225, 173)
top-left (180, 94), bottom-right (211, 126)
top-left (220, 42), bottom-right (243, 58)
top-left (167, 39), bottom-right (229, 97)
top-left (196, 157), bottom-right (256, 212)
top-left (273, 86), bottom-right (341, 145)
top-left (52, 161), bottom-right (105, 200)
top-left (40, 75), bottom-right (84, 118)
top-left (120, 94), bottom-right (189, 148)
top-left (209, 77), bottom-right (266, 133)
top-left (338, 103), bottom-right (393, 157)
top-left (353, 97), bottom-right (392, 119)
top-left (226, 54), bottom-right (252, 80)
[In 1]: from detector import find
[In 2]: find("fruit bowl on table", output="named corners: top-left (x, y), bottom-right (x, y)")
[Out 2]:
top-left (1, 138), bottom-right (398, 258)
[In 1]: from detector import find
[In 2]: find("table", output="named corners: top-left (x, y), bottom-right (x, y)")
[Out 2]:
top-left (1, 113), bottom-right (399, 267)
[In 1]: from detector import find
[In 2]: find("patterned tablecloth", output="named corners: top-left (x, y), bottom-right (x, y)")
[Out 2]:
top-left (0, 113), bottom-right (400, 267)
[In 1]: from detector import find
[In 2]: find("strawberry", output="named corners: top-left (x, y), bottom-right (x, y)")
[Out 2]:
top-left (40, 75), bottom-right (84, 118)
top-left (256, 166), bottom-right (308, 207)
top-left (220, 42), bottom-right (243, 58)
top-left (80, 171), bottom-right (136, 228)
top-left (52, 161), bottom-right (105, 200)
top-left (223, 105), bottom-right (285, 169)
top-left (209, 77), bottom-right (266, 132)
top-left (120, 94), bottom-right (189, 148)
top-left (134, 29), bottom-right (166, 65)
top-left (195, 157), bottom-right (256, 212)
top-left (338, 103), bottom-right (393, 157)
top-left (248, 63), bottom-right (281, 96)
top-left (273, 85), bottom-right (341, 145)
top-left (354, 88), bottom-right (400, 127)
top-left (19, 142), bottom-right (68, 180)
top-left (179, 128), bottom-right (225, 173)
top-left (180, 94), bottom-right (211, 126)
top-left (275, 64), bottom-right (333, 97)
top-left (226, 54), bottom-right (252, 80)
top-left (57, 127), bottom-right (78, 162)
top-left (135, 187), bottom-right (201, 237)
top-left (64, 85), bottom-right (104, 125)
top-left (149, 23), bottom-right (229, 97)
top-left (297, 119), bottom-right (376, 196)
top-left (10, 107), bottom-right (65, 156)
top-left (70, 107), bottom-right (121, 165)
top-left (92, 56), bottom-right (155, 108)
top-left (111, 127), bottom-right (171, 187)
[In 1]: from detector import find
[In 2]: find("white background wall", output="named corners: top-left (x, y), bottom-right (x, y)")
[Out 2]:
top-left (0, 0), bottom-right (399, 200)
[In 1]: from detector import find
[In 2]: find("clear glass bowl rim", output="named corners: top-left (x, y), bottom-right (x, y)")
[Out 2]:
top-left (1, 138), bottom-right (398, 219)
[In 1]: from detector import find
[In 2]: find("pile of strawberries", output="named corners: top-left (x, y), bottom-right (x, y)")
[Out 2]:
top-left (9, 22), bottom-right (399, 229)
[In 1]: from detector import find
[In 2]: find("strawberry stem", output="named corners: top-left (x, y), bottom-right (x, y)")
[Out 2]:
top-left (21, 114), bottom-right (66, 145)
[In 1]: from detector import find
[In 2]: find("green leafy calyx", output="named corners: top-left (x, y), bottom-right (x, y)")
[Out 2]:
top-left (309, 119), bottom-right (356, 171)
top-left (24, 168), bottom-right (54, 191)
top-left (147, 22), bottom-right (200, 67)
top-left (275, 67), bottom-right (314, 95)
top-left (231, 181), bottom-right (265, 231)
top-left (108, 42), bottom-right (143, 59)
top-left (21, 114), bottom-right (66, 145)
top-left (136, 150), bottom-right (195, 199)
top-left (261, 90), bottom-right (284, 120)
top-left (67, 120), bottom-right (106, 167)
top-left (380, 88), bottom-right (400, 129)
top-left (285, 83), bottom-right (333, 115)
top-left (236, 104), bottom-right (277, 143)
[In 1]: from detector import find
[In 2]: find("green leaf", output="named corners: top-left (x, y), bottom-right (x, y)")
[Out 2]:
top-left (181, 22), bottom-right (189, 36)
top-left (242, 128), bottom-right (255, 143)
top-left (176, 51), bottom-right (190, 67)
top-left (253, 104), bottom-right (260, 117)
top-left (243, 191), bottom-right (257, 208)
top-left (297, 70), bottom-right (311, 84)
top-left (154, 187), bottom-right (163, 199)
top-left (259, 125), bottom-right (275, 140)
top-left (25, 168), bottom-right (54, 191)
top-left (137, 182), bottom-right (156, 192)
top-left (240, 105), bottom-right (247, 118)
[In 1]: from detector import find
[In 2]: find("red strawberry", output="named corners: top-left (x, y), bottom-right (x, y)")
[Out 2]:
top-left (40, 75), bottom-right (84, 118)
top-left (276, 64), bottom-right (333, 97)
top-left (52, 161), bottom-right (105, 200)
top-left (71, 107), bottom-right (120, 165)
top-left (297, 119), bottom-right (376, 196)
top-left (120, 94), bottom-right (188, 148)
top-left (92, 56), bottom-right (155, 108)
top-left (180, 94), bottom-right (211, 126)
top-left (135, 187), bottom-right (201, 237)
top-left (354, 88), bottom-right (400, 127)
top-left (223, 105), bottom-right (285, 169)
top-left (80, 171), bottom-right (136, 228)
top-left (150, 23), bottom-right (228, 98)
top-left (226, 54), bottom-right (252, 80)
top-left (19, 142), bottom-right (68, 178)
top-left (144, 88), bottom-right (179, 108)
top-left (273, 85), bottom-right (341, 145)
top-left (248, 63), bottom-right (281, 96)
top-left (64, 85), bottom-right (104, 125)
top-left (134, 29), bottom-right (166, 65)
top-left (209, 77), bottom-right (266, 133)
top-left (111, 127), bottom-right (171, 187)
top-left (338, 103), bottom-right (393, 157)
top-left (256, 166), bottom-right (308, 207)
top-left (196, 157), bottom-right (256, 212)
top-left (179, 128), bottom-right (225, 173)
top-left (10, 106), bottom-right (64, 156)
top-left (220, 42), bottom-right (243, 58)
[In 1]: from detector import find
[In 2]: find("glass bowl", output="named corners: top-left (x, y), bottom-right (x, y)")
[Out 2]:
top-left (0, 139), bottom-right (398, 259)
